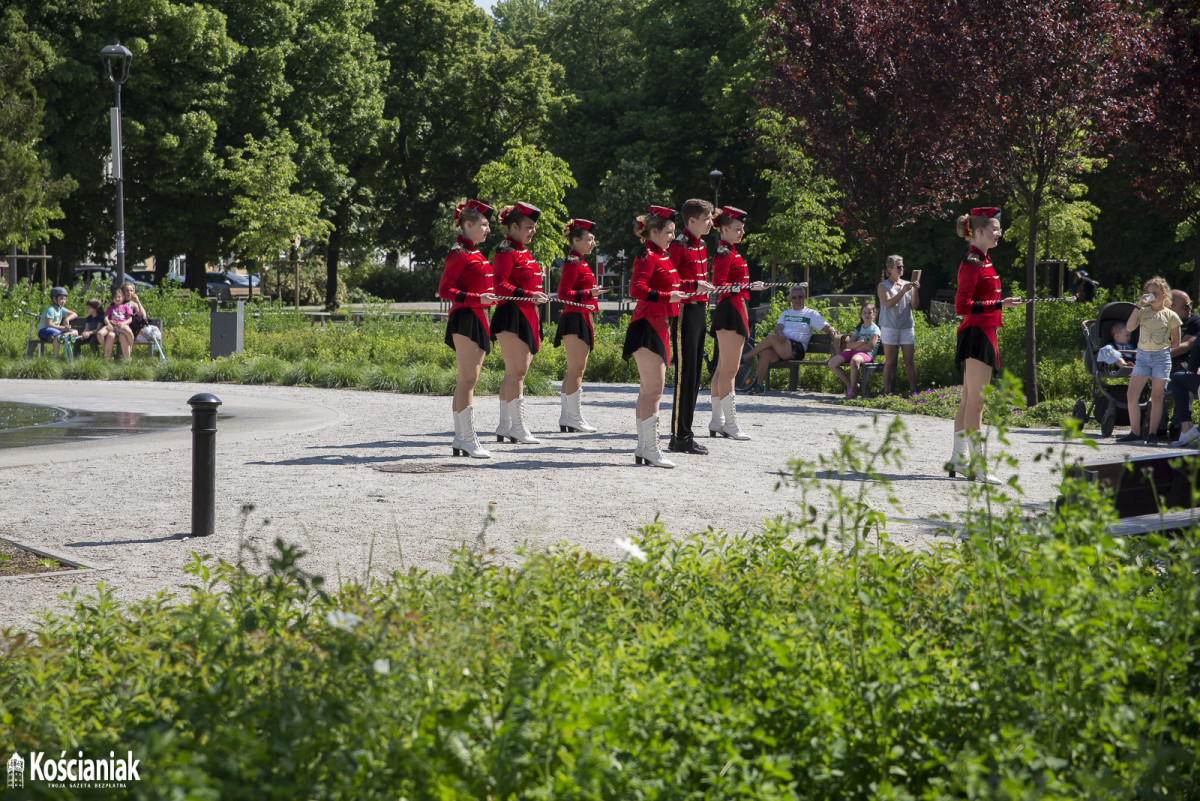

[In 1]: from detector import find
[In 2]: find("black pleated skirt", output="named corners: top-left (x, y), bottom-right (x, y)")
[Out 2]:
top-left (445, 307), bottom-right (491, 354)
top-left (554, 311), bottom-right (594, 350)
top-left (955, 326), bottom-right (998, 373)
top-left (490, 301), bottom-right (541, 354)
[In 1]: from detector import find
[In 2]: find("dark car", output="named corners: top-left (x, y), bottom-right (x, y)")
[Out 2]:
top-left (128, 269), bottom-right (183, 286)
top-left (73, 266), bottom-right (154, 292)
top-left (206, 272), bottom-right (262, 300)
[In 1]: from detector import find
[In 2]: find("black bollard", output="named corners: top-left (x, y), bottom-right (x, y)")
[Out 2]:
top-left (188, 393), bottom-right (222, 537)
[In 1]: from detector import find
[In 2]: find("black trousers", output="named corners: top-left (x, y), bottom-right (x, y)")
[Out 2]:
top-left (670, 302), bottom-right (707, 444)
top-left (1170, 372), bottom-right (1200, 427)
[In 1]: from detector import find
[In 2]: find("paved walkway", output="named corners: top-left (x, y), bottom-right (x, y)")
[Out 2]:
top-left (0, 379), bottom-right (1154, 631)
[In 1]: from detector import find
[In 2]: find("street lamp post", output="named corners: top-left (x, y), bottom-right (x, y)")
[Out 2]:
top-left (101, 43), bottom-right (132, 289)
top-left (708, 169), bottom-right (723, 209)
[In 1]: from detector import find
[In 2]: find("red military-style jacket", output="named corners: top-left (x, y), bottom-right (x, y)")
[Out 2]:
top-left (955, 245), bottom-right (1004, 353)
top-left (711, 239), bottom-right (750, 334)
top-left (438, 235), bottom-right (493, 329)
top-left (492, 235), bottom-right (544, 336)
top-left (667, 228), bottom-right (708, 304)
top-left (629, 241), bottom-right (680, 324)
top-left (556, 249), bottom-right (598, 313)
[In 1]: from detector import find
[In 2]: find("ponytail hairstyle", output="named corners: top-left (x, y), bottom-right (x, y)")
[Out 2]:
top-left (499, 200), bottom-right (542, 229)
top-left (712, 205), bottom-right (748, 231)
top-left (454, 198), bottom-right (493, 228)
top-left (564, 218), bottom-right (596, 246)
top-left (635, 206), bottom-right (676, 242)
top-left (957, 206), bottom-right (1001, 239)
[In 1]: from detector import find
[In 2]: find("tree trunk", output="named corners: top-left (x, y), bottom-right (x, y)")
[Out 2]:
top-left (1024, 202), bottom-right (1040, 408)
top-left (325, 208), bottom-right (343, 312)
top-left (185, 250), bottom-right (207, 296)
top-left (384, 249), bottom-right (398, 270)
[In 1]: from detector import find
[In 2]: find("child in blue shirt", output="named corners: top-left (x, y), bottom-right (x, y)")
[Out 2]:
top-left (829, 303), bottom-right (882, 399)
top-left (37, 287), bottom-right (78, 357)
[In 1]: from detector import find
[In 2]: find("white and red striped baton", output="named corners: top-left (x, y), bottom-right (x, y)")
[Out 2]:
top-left (490, 295), bottom-right (596, 309)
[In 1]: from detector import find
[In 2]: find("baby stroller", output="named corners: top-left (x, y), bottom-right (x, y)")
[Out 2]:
top-left (1073, 301), bottom-right (1150, 437)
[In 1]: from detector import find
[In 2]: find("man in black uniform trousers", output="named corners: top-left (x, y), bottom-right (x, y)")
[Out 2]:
top-left (667, 198), bottom-right (716, 454)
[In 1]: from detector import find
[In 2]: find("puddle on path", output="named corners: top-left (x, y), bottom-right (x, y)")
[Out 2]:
top-left (0, 400), bottom-right (192, 449)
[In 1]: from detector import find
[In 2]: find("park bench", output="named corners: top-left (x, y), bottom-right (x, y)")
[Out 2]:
top-left (767, 332), bottom-right (885, 396)
top-left (25, 315), bottom-right (166, 361)
top-left (1062, 451), bottom-right (1200, 537)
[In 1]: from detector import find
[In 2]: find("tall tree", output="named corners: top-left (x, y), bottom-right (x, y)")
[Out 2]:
top-left (282, 0), bottom-right (389, 310)
top-left (742, 111), bottom-right (847, 276)
top-left (592, 158), bottom-right (672, 287)
top-left (760, 0), bottom-right (973, 279)
top-left (1125, 0), bottom-right (1200, 296)
top-left (219, 131), bottom-right (332, 278)
top-left (19, 0), bottom-right (238, 285)
top-left (967, 0), bottom-right (1152, 404)
top-left (0, 7), bottom-right (75, 256)
top-left (370, 0), bottom-right (569, 265)
top-left (474, 137), bottom-right (577, 269)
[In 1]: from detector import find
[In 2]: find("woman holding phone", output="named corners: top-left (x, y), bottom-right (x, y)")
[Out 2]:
top-left (877, 255), bottom-right (919, 396)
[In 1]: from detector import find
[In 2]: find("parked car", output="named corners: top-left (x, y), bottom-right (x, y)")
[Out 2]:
top-left (206, 272), bottom-right (262, 300)
top-left (128, 269), bottom-right (183, 286)
top-left (73, 266), bottom-right (154, 292)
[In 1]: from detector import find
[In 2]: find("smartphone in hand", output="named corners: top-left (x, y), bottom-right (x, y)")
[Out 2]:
top-left (911, 269), bottom-right (922, 284)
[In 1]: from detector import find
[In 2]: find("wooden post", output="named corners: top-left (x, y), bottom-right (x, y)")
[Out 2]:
top-left (41, 245), bottom-right (48, 288)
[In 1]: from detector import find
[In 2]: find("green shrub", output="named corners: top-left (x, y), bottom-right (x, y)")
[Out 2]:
top-left (197, 358), bottom-right (244, 383)
top-left (155, 359), bottom-right (201, 382)
top-left (282, 358), bottom-right (323, 386)
top-left (61, 359), bottom-right (110, 380)
top-left (111, 360), bottom-right (156, 381)
top-left (316, 361), bottom-right (364, 389)
top-left (363, 365), bottom-right (402, 392)
top-left (241, 355), bottom-right (287, 385)
top-left (3, 421), bottom-right (1198, 799)
top-left (10, 358), bottom-right (63, 379)
top-left (397, 362), bottom-right (454, 394)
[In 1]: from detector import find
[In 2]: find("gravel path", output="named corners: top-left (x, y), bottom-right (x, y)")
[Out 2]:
top-left (0, 378), bottom-right (1153, 631)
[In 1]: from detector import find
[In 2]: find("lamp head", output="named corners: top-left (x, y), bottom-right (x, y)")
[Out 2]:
top-left (708, 169), bottom-right (723, 191)
top-left (100, 43), bottom-right (133, 86)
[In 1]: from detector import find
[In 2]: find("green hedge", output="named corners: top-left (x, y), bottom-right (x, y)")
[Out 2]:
top-left (2, 426), bottom-right (1197, 799)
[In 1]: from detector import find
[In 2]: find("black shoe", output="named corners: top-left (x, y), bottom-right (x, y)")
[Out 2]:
top-left (1115, 432), bottom-right (1141, 443)
top-left (667, 437), bottom-right (709, 455)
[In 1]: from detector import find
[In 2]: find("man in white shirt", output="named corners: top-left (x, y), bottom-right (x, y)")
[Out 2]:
top-left (742, 284), bottom-right (836, 393)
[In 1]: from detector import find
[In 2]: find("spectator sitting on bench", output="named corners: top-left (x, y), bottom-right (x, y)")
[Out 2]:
top-left (103, 287), bottom-right (135, 359)
top-left (37, 287), bottom-right (78, 357)
top-left (742, 284), bottom-right (836, 394)
top-left (1097, 323), bottom-right (1135, 370)
top-left (827, 302), bottom-right (881, 399)
top-left (75, 298), bottom-right (108, 355)
top-left (1169, 328), bottom-right (1200, 447)
top-left (121, 282), bottom-right (161, 344)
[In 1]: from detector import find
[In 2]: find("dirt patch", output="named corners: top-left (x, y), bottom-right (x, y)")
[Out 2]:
top-left (0, 539), bottom-right (78, 577)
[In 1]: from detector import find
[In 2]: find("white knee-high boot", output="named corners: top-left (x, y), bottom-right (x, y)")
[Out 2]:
top-left (495, 399), bottom-right (512, 442)
top-left (635, 414), bottom-right (675, 468)
top-left (506, 396), bottom-right (541, 444)
top-left (967, 435), bottom-right (1001, 485)
top-left (559, 389), bottom-right (597, 433)
top-left (452, 407), bottom-right (491, 458)
top-left (719, 393), bottom-right (750, 440)
top-left (708, 393), bottom-right (725, 436)
top-left (946, 430), bottom-right (969, 477)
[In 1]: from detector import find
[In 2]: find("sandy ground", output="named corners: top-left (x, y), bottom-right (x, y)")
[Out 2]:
top-left (0, 378), bottom-right (1157, 631)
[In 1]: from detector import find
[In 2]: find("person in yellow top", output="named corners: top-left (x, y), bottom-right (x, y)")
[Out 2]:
top-left (1118, 276), bottom-right (1181, 445)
